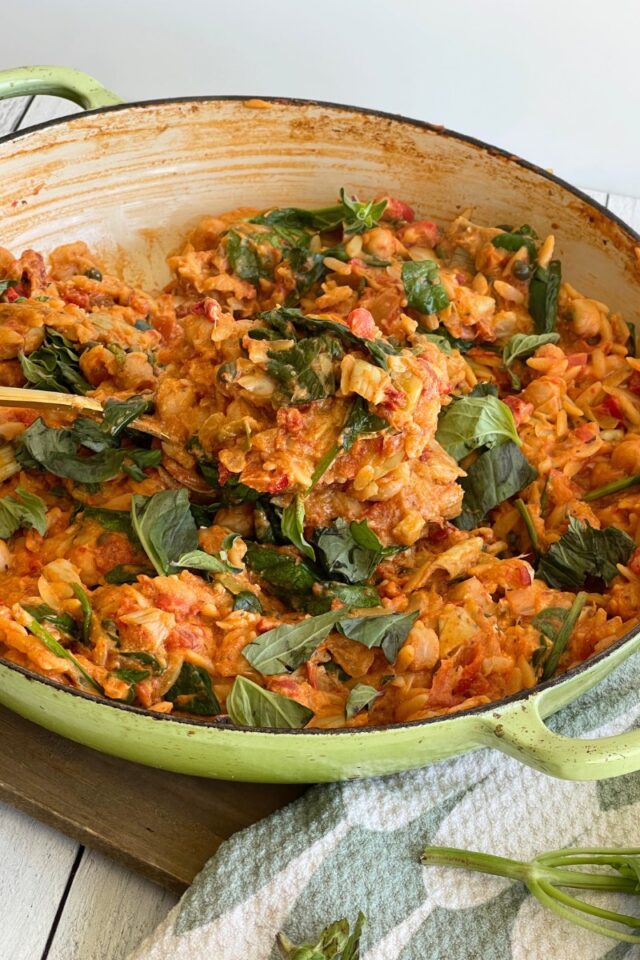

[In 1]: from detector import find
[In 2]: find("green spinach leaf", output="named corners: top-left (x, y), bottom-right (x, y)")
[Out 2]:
top-left (233, 590), bottom-right (263, 613)
top-left (436, 395), bottom-right (521, 462)
top-left (104, 564), bottom-right (147, 584)
top-left (0, 485), bottom-right (47, 539)
top-left (314, 518), bottom-right (400, 584)
top-left (82, 506), bottom-right (137, 540)
top-left (111, 667), bottom-right (151, 684)
top-left (244, 542), bottom-right (319, 594)
top-left (71, 582), bottom-right (92, 645)
top-left (19, 328), bottom-right (90, 394)
top-left (491, 227), bottom-right (538, 261)
top-left (402, 260), bottom-right (450, 315)
top-left (537, 517), bottom-right (635, 589)
top-left (102, 396), bottom-right (152, 439)
top-left (266, 335), bottom-right (342, 406)
top-left (226, 230), bottom-right (270, 285)
top-left (21, 602), bottom-right (78, 637)
top-left (454, 441), bottom-right (537, 530)
top-left (529, 260), bottom-right (562, 333)
top-left (165, 663), bottom-right (220, 715)
top-left (227, 675), bottom-right (313, 728)
top-left (243, 608), bottom-right (344, 675)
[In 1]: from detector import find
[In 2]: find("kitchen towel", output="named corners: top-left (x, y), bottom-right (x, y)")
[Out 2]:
top-left (130, 655), bottom-right (640, 960)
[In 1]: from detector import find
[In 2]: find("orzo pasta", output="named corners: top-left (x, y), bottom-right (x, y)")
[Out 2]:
top-left (0, 191), bottom-right (637, 728)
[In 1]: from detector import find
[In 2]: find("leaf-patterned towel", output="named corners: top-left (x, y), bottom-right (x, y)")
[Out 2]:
top-left (130, 655), bottom-right (640, 960)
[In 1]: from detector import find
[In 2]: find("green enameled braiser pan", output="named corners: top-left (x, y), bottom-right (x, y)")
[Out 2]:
top-left (0, 66), bottom-right (638, 783)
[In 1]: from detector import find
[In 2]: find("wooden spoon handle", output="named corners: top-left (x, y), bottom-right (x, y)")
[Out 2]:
top-left (0, 387), bottom-right (168, 441)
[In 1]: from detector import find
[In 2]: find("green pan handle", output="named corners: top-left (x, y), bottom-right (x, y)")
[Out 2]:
top-left (480, 631), bottom-right (640, 780)
top-left (0, 66), bottom-right (121, 110)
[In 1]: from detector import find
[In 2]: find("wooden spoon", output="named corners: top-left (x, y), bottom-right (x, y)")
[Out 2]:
top-left (0, 386), bottom-right (169, 441)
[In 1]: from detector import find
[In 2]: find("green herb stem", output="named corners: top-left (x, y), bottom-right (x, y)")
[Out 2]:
top-left (514, 498), bottom-right (539, 553)
top-left (421, 846), bottom-right (640, 944)
top-left (583, 474), bottom-right (640, 502)
top-left (24, 616), bottom-right (103, 694)
top-left (541, 591), bottom-right (587, 680)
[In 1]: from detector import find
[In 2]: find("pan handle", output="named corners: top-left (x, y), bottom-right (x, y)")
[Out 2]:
top-left (0, 66), bottom-right (121, 110)
top-left (478, 632), bottom-right (640, 780)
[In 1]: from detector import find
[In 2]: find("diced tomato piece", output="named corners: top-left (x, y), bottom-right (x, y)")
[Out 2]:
top-left (3, 284), bottom-right (23, 302)
top-left (602, 395), bottom-right (624, 420)
top-left (346, 307), bottom-right (378, 341)
top-left (628, 547), bottom-right (640, 577)
top-left (380, 196), bottom-right (415, 222)
top-left (380, 385), bottom-right (406, 411)
top-left (166, 624), bottom-right (207, 650)
top-left (398, 219), bottom-right (439, 248)
top-left (574, 421), bottom-right (599, 442)
top-left (427, 525), bottom-right (449, 543)
top-left (267, 474), bottom-right (289, 494)
top-left (566, 352), bottom-right (588, 368)
top-left (276, 407), bottom-right (304, 433)
top-left (628, 371), bottom-right (640, 395)
top-left (217, 462), bottom-right (231, 486)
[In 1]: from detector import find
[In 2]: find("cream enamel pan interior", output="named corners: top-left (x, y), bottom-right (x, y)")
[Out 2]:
top-left (0, 71), bottom-right (639, 782)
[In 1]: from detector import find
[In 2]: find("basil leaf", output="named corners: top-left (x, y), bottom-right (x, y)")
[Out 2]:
top-left (436, 395), bottom-right (521, 462)
top-left (131, 489), bottom-right (199, 576)
top-left (314, 518), bottom-right (396, 584)
top-left (537, 517), bottom-right (635, 589)
top-left (502, 332), bottom-right (560, 389)
top-left (244, 542), bottom-right (319, 594)
top-left (19, 328), bottom-right (90, 394)
top-left (338, 609), bottom-right (419, 663)
top-left (454, 441), bottom-right (537, 530)
top-left (345, 683), bottom-right (379, 720)
top-left (255, 307), bottom-right (397, 370)
top-left (276, 912), bottom-right (365, 960)
top-left (468, 382), bottom-right (499, 398)
top-left (16, 418), bottom-right (127, 483)
top-left (82, 506), bottom-right (137, 540)
top-left (112, 667), bottom-right (150, 684)
top-left (0, 485), bottom-right (47, 538)
top-left (233, 590), bottom-right (263, 613)
top-left (281, 495), bottom-right (315, 560)
top-left (226, 230), bottom-right (270, 285)
top-left (340, 189), bottom-right (387, 234)
top-left (251, 204), bottom-right (343, 233)
top-left (23, 614), bottom-right (103, 693)
top-left (243, 608), bottom-right (344, 675)
top-left (174, 549), bottom-right (229, 574)
top-left (529, 259), bottom-right (562, 333)
top-left (165, 663), bottom-right (220, 715)
top-left (104, 564), bottom-right (146, 584)
top-left (21, 602), bottom-right (78, 637)
top-left (266, 335), bottom-right (342, 406)
top-left (491, 229), bottom-right (537, 261)
top-left (102, 396), bottom-right (152, 438)
top-left (71, 582), bottom-right (92, 645)
top-left (190, 500), bottom-right (220, 528)
top-left (227, 675), bottom-right (313, 729)
top-left (402, 260), bottom-right (450, 315)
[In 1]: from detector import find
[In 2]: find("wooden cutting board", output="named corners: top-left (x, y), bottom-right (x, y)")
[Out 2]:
top-left (0, 705), bottom-right (305, 895)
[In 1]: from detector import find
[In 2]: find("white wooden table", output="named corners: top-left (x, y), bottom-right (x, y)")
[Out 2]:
top-left (0, 94), bottom-right (638, 960)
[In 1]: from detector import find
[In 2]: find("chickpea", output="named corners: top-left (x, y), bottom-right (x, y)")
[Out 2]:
top-left (570, 299), bottom-right (601, 338)
top-left (362, 227), bottom-right (398, 261)
top-left (611, 436), bottom-right (640, 474)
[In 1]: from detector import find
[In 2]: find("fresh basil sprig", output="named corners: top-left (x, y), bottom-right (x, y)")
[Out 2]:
top-left (0, 485), bottom-right (47, 539)
top-left (421, 846), bottom-right (640, 944)
top-left (276, 912), bottom-right (366, 959)
top-left (227, 676), bottom-right (314, 729)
